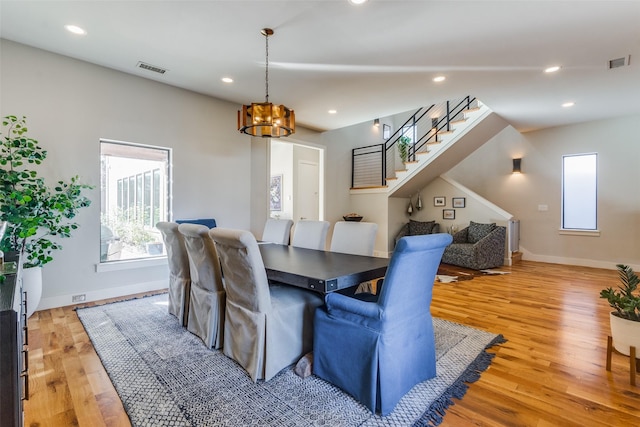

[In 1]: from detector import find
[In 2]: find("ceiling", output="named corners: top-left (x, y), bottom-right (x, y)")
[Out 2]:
top-left (1, 1), bottom-right (639, 133)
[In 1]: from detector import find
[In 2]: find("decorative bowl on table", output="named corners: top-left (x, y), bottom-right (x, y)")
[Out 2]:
top-left (343, 213), bottom-right (363, 222)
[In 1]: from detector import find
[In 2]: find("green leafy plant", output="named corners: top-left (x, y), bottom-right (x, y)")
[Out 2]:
top-left (600, 264), bottom-right (640, 322)
top-left (398, 135), bottom-right (411, 163)
top-left (0, 115), bottom-right (93, 268)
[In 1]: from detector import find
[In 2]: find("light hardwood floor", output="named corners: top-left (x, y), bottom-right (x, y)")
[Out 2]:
top-left (23, 261), bottom-right (640, 426)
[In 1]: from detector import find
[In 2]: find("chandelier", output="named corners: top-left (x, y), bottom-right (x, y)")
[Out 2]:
top-left (238, 28), bottom-right (295, 138)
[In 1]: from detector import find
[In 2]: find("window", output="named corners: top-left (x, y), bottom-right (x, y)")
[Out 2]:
top-left (100, 140), bottom-right (171, 262)
top-left (562, 153), bottom-right (597, 230)
top-left (401, 124), bottom-right (417, 143)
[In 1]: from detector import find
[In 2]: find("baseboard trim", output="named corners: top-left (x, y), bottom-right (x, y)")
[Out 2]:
top-left (37, 279), bottom-right (168, 312)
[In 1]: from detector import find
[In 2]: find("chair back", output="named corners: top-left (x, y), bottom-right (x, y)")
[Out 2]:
top-left (176, 218), bottom-right (217, 228)
top-left (209, 228), bottom-right (272, 312)
top-left (330, 221), bottom-right (378, 256)
top-left (376, 233), bottom-right (452, 319)
top-left (178, 223), bottom-right (224, 292)
top-left (262, 218), bottom-right (293, 245)
top-left (156, 221), bottom-right (190, 279)
top-left (291, 220), bottom-right (330, 250)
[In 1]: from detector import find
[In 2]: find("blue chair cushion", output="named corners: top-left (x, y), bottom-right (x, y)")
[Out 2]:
top-left (175, 218), bottom-right (217, 229)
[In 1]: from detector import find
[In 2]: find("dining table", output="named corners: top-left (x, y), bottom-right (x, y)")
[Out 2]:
top-left (258, 243), bottom-right (389, 294)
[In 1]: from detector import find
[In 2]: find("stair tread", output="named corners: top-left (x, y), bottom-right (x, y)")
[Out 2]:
top-left (351, 185), bottom-right (388, 190)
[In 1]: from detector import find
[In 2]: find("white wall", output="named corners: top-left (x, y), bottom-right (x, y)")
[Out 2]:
top-left (313, 105), bottom-right (640, 270)
top-left (446, 115), bottom-right (640, 270)
top-left (1, 40), bottom-right (253, 308)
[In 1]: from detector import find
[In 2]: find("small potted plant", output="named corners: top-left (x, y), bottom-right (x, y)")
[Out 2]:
top-left (398, 135), bottom-right (411, 163)
top-left (600, 264), bottom-right (640, 356)
top-left (0, 115), bottom-right (92, 316)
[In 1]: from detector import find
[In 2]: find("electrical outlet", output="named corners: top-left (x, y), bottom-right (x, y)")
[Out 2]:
top-left (72, 294), bottom-right (86, 303)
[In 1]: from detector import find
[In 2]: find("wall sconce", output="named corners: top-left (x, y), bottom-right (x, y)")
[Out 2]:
top-left (374, 118), bottom-right (380, 127)
top-left (512, 158), bottom-right (522, 173)
top-left (407, 195), bottom-right (414, 216)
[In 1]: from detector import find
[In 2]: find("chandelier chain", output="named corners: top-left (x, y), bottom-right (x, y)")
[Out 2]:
top-left (265, 31), bottom-right (269, 103)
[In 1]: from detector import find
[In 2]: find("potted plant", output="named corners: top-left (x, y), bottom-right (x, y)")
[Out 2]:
top-left (0, 115), bottom-right (92, 316)
top-left (398, 135), bottom-right (411, 163)
top-left (600, 264), bottom-right (640, 356)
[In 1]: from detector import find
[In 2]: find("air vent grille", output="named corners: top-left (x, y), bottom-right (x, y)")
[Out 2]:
top-left (137, 61), bottom-right (167, 74)
top-left (608, 55), bottom-right (631, 69)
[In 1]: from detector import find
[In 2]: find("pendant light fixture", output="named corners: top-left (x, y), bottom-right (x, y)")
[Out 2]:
top-left (238, 28), bottom-right (295, 138)
top-left (416, 193), bottom-right (423, 210)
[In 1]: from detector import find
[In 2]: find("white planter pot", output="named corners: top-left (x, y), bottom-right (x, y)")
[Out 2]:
top-left (609, 312), bottom-right (640, 356)
top-left (22, 266), bottom-right (43, 318)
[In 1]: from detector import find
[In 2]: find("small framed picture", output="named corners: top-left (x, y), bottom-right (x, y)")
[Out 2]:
top-left (452, 197), bottom-right (466, 208)
top-left (443, 209), bottom-right (455, 220)
top-left (383, 124), bottom-right (391, 139)
top-left (434, 196), bottom-right (446, 206)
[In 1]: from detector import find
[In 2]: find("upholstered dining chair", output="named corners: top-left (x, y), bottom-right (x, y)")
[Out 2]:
top-left (330, 221), bottom-right (379, 294)
top-left (178, 223), bottom-right (226, 349)
top-left (262, 218), bottom-right (294, 245)
top-left (313, 233), bottom-right (453, 415)
top-left (290, 220), bottom-right (330, 250)
top-left (156, 221), bottom-right (191, 327)
top-left (329, 221), bottom-right (378, 256)
top-left (209, 227), bottom-right (324, 382)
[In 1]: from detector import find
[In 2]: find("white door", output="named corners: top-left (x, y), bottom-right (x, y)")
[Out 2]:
top-left (297, 161), bottom-right (319, 220)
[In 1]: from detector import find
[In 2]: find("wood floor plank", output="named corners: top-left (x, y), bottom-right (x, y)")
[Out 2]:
top-left (22, 262), bottom-right (640, 426)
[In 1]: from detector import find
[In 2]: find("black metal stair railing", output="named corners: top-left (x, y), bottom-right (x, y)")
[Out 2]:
top-left (351, 96), bottom-right (477, 188)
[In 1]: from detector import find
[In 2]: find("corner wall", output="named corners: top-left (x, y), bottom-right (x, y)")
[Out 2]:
top-left (1, 40), bottom-right (253, 308)
top-left (446, 115), bottom-right (640, 270)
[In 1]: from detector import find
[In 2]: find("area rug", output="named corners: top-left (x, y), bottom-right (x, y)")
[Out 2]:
top-left (77, 294), bottom-right (505, 427)
top-left (437, 263), bottom-right (511, 283)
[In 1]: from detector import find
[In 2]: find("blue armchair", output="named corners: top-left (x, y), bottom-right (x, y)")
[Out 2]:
top-left (313, 233), bottom-right (453, 415)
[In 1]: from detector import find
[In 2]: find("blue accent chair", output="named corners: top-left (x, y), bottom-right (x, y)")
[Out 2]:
top-left (176, 218), bottom-right (217, 229)
top-left (313, 233), bottom-right (453, 415)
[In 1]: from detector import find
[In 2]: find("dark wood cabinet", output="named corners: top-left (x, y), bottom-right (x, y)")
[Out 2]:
top-left (0, 252), bottom-right (27, 427)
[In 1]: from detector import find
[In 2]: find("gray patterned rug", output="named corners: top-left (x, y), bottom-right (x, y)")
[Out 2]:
top-left (77, 294), bottom-right (505, 426)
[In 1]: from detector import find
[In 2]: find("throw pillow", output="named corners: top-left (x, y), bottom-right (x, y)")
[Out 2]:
top-left (467, 221), bottom-right (496, 243)
top-left (409, 220), bottom-right (436, 236)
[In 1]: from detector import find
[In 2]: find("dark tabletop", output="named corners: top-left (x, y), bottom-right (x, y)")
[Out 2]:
top-left (259, 243), bottom-right (388, 293)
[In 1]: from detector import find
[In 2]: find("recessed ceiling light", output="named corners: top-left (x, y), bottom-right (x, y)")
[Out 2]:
top-left (221, 77), bottom-right (233, 83)
top-left (328, 110), bottom-right (337, 114)
top-left (562, 102), bottom-right (575, 108)
top-left (64, 24), bottom-right (86, 35)
top-left (349, 0), bottom-right (368, 5)
top-left (544, 65), bottom-right (561, 73)
top-left (433, 76), bottom-right (446, 82)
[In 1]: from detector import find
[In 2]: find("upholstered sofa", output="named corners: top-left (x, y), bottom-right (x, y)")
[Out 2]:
top-left (394, 219), bottom-right (440, 247)
top-left (441, 221), bottom-right (506, 270)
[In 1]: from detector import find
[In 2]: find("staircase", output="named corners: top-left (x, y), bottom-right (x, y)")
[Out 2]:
top-left (351, 97), bottom-right (509, 197)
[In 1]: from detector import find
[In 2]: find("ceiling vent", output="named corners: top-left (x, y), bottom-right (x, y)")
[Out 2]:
top-left (137, 61), bottom-right (167, 74)
top-left (608, 55), bottom-right (631, 69)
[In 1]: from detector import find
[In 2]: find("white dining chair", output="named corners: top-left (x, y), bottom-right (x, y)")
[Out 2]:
top-left (290, 220), bottom-right (330, 251)
top-left (155, 221), bottom-right (191, 326)
top-left (178, 223), bottom-right (226, 350)
top-left (330, 221), bottom-right (379, 294)
top-left (329, 221), bottom-right (378, 256)
top-left (261, 218), bottom-right (293, 245)
top-left (209, 227), bottom-right (323, 382)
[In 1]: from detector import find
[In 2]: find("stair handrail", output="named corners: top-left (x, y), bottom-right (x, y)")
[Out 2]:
top-left (351, 95), bottom-right (477, 188)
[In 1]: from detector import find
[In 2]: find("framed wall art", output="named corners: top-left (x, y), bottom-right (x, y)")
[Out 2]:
top-left (434, 196), bottom-right (446, 206)
top-left (443, 209), bottom-right (455, 220)
top-left (270, 174), bottom-right (282, 211)
top-left (452, 197), bottom-right (466, 208)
